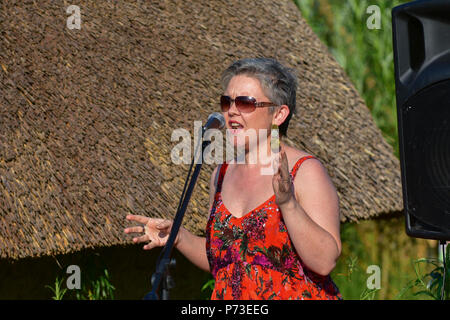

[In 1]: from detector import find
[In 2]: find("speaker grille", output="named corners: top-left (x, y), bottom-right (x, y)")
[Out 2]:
top-left (403, 80), bottom-right (450, 229)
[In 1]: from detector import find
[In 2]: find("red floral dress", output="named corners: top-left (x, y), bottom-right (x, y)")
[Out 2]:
top-left (205, 156), bottom-right (342, 300)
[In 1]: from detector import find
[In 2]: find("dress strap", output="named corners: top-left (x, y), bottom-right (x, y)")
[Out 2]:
top-left (215, 157), bottom-right (315, 192)
top-left (216, 163), bottom-right (229, 193)
top-left (290, 155), bottom-right (317, 180)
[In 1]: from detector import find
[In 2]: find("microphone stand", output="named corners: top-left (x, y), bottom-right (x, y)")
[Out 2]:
top-left (143, 128), bottom-right (211, 300)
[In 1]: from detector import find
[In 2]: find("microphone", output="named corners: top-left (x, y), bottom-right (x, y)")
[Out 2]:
top-left (203, 112), bottom-right (225, 131)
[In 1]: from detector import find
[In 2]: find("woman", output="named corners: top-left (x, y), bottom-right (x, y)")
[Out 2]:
top-left (125, 58), bottom-right (342, 300)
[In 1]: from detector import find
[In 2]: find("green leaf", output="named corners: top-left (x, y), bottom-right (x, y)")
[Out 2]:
top-left (201, 279), bottom-right (215, 292)
top-left (413, 290), bottom-right (439, 300)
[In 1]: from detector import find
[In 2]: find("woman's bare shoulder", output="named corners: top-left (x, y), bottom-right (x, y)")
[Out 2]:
top-left (282, 144), bottom-right (316, 169)
top-left (284, 146), bottom-right (334, 203)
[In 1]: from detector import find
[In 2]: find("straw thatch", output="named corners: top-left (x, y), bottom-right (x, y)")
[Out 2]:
top-left (0, 0), bottom-right (403, 260)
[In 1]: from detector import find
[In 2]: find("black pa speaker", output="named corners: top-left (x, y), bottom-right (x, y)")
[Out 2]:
top-left (392, 0), bottom-right (450, 240)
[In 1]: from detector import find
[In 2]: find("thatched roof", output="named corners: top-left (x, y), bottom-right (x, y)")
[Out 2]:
top-left (0, 0), bottom-right (403, 260)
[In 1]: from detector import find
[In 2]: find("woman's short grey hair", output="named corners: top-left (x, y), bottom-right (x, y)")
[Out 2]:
top-left (221, 57), bottom-right (298, 137)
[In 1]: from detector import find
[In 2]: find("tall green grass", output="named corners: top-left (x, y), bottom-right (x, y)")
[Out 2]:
top-left (294, 0), bottom-right (403, 156)
top-left (45, 254), bottom-right (116, 300)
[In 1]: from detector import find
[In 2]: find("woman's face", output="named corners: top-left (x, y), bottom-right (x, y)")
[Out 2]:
top-left (223, 75), bottom-right (275, 149)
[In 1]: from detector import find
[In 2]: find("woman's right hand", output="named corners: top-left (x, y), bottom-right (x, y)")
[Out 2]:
top-left (124, 214), bottom-right (182, 250)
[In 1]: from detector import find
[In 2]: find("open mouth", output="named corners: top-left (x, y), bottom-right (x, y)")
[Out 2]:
top-left (229, 121), bottom-right (244, 133)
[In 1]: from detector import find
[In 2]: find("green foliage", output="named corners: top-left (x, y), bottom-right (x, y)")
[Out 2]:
top-left (45, 258), bottom-right (116, 300)
top-left (293, 0), bottom-right (408, 157)
top-left (201, 278), bottom-right (215, 293)
top-left (398, 245), bottom-right (450, 300)
top-left (199, 276), bottom-right (215, 300)
top-left (330, 218), bottom-right (438, 300)
top-left (332, 254), bottom-right (381, 300)
top-left (331, 222), bottom-right (381, 299)
top-left (45, 276), bottom-right (68, 300)
top-left (75, 269), bottom-right (116, 300)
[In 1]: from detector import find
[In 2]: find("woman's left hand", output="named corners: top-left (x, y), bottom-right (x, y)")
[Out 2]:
top-left (272, 148), bottom-right (295, 207)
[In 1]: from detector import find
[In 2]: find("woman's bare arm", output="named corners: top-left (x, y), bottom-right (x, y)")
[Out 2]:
top-left (125, 167), bottom-right (219, 274)
top-left (273, 150), bottom-right (341, 276)
top-left (174, 166), bottom-right (220, 272)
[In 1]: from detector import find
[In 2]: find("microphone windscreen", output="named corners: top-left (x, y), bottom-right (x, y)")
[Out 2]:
top-left (206, 112), bottom-right (225, 130)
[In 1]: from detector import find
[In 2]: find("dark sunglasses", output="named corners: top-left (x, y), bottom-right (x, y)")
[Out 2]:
top-left (220, 95), bottom-right (278, 113)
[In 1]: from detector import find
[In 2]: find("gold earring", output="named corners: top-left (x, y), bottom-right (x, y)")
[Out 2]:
top-left (271, 124), bottom-right (280, 152)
